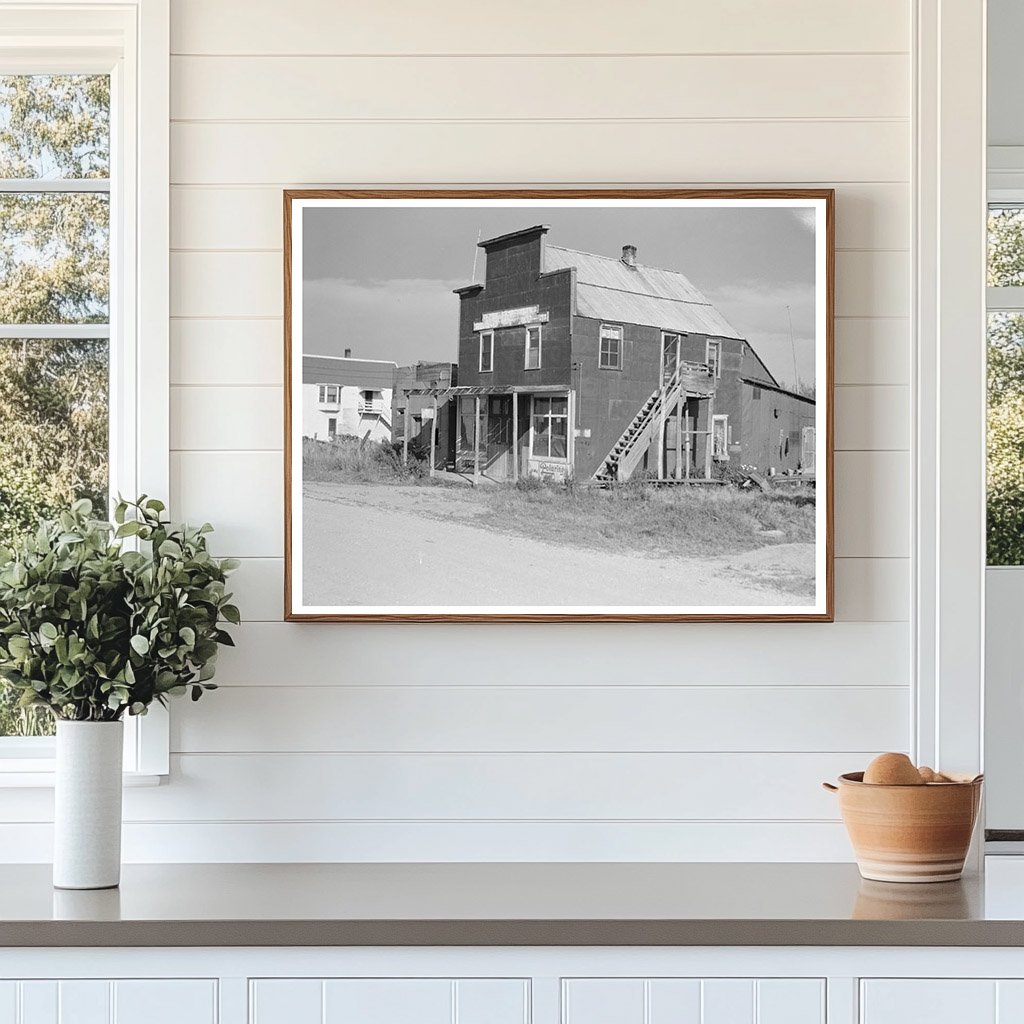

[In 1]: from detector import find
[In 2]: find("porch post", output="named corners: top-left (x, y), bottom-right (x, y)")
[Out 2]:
top-left (473, 395), bottom-right (481, 482)
top-left (567, 389), bottom-right (576, 479)
top-left (429, 396), bottom-right (437, 478)
top-left (675, 401), bottom-right (683, 481)
top-left (704, 395), bottom-right (714, 480)
top-left (403, 402), bottom-right (410, 465)
top-left (657, 394), bottom-right (666, 481)
top-left (511, 392), bottom-right (519, 483)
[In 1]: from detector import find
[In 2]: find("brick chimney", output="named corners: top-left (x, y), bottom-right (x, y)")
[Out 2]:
top-left (344, 347), bottom-right (352, 358)
top-left (621, 244), bottom-right (637, 268)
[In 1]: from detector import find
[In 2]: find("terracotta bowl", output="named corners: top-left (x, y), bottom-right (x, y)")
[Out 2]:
top-left (823, 772), bottom-right (983, 883)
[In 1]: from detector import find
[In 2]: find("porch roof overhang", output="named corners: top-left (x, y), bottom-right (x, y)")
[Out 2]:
top-left (447, 384), bottom-right (570, 397)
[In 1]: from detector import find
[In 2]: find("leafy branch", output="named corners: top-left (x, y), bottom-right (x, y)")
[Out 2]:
top-left (0, 497), bottom-right (238, 722)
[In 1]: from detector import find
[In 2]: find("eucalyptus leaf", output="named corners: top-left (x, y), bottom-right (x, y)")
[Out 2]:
top-left (0, 497), bottom-right (238, 722)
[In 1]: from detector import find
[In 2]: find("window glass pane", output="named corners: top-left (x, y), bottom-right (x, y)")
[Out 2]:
top-left (550, 435), bottom-right (567, 459)
top-left (989, 207), bottom-right (1024, 288)
top-left (0, 75), bottom-right (110, 179)
top-left (551, 397), bottom-right (568, 416)
top-left (0, 337), bottom-right (108, 738)
top-left (988, 312), bottom-right (1024, 565)
top-left (0, 192), bottom-right (109, 324)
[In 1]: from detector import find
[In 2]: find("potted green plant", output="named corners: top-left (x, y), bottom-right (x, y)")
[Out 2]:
top-left (0, 497), bottom-right (239, 889)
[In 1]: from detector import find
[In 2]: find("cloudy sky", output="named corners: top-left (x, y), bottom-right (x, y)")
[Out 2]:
top-left (302, 203), bottom-right (818, 389)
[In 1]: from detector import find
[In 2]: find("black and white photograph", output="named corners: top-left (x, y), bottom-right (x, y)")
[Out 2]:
top-left (285, 192), bottom-right (833, 621)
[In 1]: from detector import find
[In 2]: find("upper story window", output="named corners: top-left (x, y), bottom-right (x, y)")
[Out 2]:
top-left (525, 325), bottom-right (542, 370)
top-left (479, 330), bottom-right (493, 373)
top-left (706, 339), bottom-right (722, 379)
top-left (987, 205), bottom-right (1024, 565)
top-left (599, 324), bottom-right (622, 370)
top-left (318, 384), bottom-right (340, 404)
top-left (0, 3), bottom-right (169, 775)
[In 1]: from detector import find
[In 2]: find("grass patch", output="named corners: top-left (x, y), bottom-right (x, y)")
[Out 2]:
top-left (471, 478), bottom-right (814, 560)
top-left (303, 436), bottom-right (434, 485)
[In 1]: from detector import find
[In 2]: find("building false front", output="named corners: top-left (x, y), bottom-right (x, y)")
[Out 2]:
top-left (301, 354), bottom-right (397, 443)
top-left (450, 225), bottom-right (815, 483)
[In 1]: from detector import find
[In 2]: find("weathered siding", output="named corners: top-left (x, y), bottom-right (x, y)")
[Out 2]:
top-left (741, 383), bottom-right (816, 474)
top-left (572, 318), bottom-right (665, 479)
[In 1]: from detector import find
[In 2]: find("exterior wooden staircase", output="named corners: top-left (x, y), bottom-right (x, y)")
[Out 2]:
top-left (593, 361), bottom-right (715, 483)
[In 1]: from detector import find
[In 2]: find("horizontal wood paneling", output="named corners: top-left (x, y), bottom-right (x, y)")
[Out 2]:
top-left (170, 684), bottom-right (909, 754)
top-left (834, 318), bottom-right (909, 386)
top-left (120, 752), bottom-right (856, 821)
top-left (170, 183), bottom-right (909, 252)
top-left (170, 451), bottom-right (283, 557)
top-left (170, 319), bottom-right (284, 386)
top-left (210, 621), bottom-right (910, 687)
top-left (170, 0), bottom-right (910, 56)
top-left (171, 386), bottom-right (281, 450)
top-left (834, 385), bottom-right (910, 451)
top-left (0, 0), bottom-right (915, 865)
top-left (170, 250), bottom-right (907, 320)
top-left (0, 820), bottom-right (856, 862)
top-left (833, 558), bottom-right (909, 621)
top-left (834, 452), bottom-right (910, 558)
top-left (171, 55), bottom-right (908, 122)
top-left (170, 121), bottom-right (909, 186)
top-left (226, 556), bottom-right (909, 623)
top-left (835, 251), bottom-right (909, 318)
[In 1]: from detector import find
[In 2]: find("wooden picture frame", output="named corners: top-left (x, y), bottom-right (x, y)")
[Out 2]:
top-left (284, 189), bottom-right (834, 622)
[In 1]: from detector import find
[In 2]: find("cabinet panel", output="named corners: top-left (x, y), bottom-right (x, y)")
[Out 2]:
top-left (701, 980), bottom-right (754, 1024)
top-left (113, 981), bottom-right (217, 1024)
top-left (250, 980), bottom-right (322, 1024)
top-left (0, 984), bottom-right (16, 1024)
top-left (563, 980), bottom-right (645, 1023)
top-left (648, 980), bottom-right (701, 1023)
top-left (861, 981), bottom-right (997, 1023)
top-left (323, 980), bottom-right (451, 1024)
top-left (18, 983), bottom-right (56, 1024)
top-left (757, 980), bottom-right (825, 1024)
top-left (251, 979), bottom-right (528, 1024)
top-left (455, 980), bottom-right (529, 1024)
top-left (58, 982), bottom-right (109, 1024)
top-left (563, 978), bottom-right (825, 1024)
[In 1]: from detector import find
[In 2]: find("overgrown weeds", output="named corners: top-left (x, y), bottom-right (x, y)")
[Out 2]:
top-left (476, 477), bottom-right (814, 559)
top-left (303, 436), bottom-right (431, 485)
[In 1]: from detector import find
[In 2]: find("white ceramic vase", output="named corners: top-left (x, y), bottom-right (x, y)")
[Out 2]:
top-left (53, 720), bottom-right (124, 890)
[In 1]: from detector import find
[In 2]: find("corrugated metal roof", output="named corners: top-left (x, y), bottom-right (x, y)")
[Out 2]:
top-left (543, 245), bottom-right (742, 340)
top-left (303, 354), bottom-right (397, 388)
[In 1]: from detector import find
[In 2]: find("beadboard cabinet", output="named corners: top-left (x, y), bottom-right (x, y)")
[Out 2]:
top-left (5, 949), bottom-right (1024, 1024)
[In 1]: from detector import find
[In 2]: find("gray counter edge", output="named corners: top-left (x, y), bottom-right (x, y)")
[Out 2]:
top-left (4, 919), bottom-right (1024, 948)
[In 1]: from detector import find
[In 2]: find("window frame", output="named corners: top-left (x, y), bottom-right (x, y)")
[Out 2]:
top-left (706, 339), bottom-right (722, 379)
top-left (712, 413), bottom-right (730, 461)
top-left (0, 1), bottom-right (170, 784)
top-left (478, 329), bottom-right (493, 373)
top-left (529, 394), bottom-right (569, 461)
top-left (598, 323), bottom-right (623, 370)
top-left (318, 384), bottom-right (340, 404)
top-left (524, 324), bottom-right (542, 370)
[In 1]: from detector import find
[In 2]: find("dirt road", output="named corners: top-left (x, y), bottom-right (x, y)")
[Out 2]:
top-left (301, 483), bottom-right (815, 609)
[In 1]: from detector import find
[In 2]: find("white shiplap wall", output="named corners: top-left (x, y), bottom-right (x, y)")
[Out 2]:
top-left (3, 0), bottom-right (915, 861)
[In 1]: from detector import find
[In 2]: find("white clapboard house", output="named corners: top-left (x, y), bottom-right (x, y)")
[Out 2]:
top-left (302, 352), bottom-right (396, 443)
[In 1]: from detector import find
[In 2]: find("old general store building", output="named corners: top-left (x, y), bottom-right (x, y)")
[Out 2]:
top-left (449, 225), bottom-right (815, 483)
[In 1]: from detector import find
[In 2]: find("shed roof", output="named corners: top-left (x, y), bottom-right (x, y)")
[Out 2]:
top-left (543, 244), bottom-right (742, 340)
top-left (303, 354), bottom-right (397, 389)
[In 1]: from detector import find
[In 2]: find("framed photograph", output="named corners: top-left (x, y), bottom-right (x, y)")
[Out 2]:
top-left (284, 189), bottom-right (833, 622)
